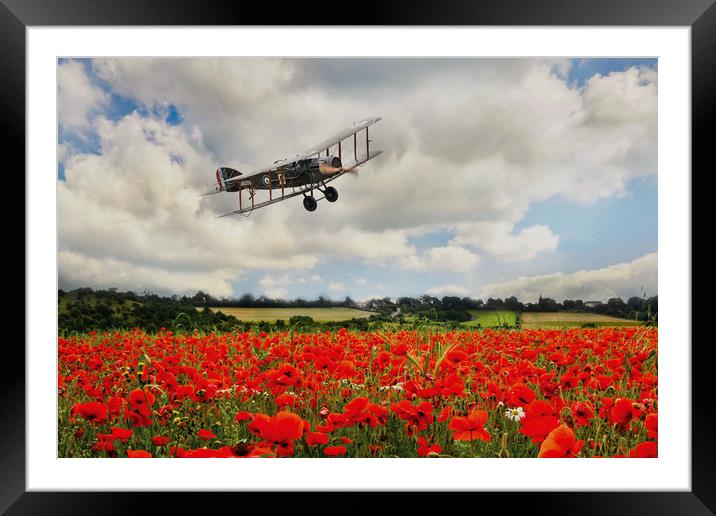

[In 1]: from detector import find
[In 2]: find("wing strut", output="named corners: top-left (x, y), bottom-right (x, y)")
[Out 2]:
top-left (280, 166), bottom-right (285, 198)
top-left (366, 126), bottom-right (369, 157)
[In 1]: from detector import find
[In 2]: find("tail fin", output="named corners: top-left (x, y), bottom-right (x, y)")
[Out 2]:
top-left (215, 167), bottom-right (242, 192)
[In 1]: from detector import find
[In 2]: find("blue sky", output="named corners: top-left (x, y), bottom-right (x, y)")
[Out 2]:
top-left (57, 57), bottom-right (657, 303)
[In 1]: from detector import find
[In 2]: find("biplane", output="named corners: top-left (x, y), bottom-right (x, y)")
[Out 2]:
top-left (205, 117), bottom-right (383, 216)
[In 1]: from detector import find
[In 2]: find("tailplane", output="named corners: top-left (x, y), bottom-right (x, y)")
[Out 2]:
top-left (215, 167), bottom-right (242, 192)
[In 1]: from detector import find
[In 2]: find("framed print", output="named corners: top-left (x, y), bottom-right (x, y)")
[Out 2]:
top-left (9, 0), bottom-right (711, 513)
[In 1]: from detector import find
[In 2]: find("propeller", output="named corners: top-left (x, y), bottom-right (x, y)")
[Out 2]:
top-left (318, 162), bottom-right (361, 178)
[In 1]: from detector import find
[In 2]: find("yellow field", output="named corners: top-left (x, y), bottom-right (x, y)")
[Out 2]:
top-left (207, 306), bottom-right (376, 322)
top-left (520, 311), bottom-right (641, 328)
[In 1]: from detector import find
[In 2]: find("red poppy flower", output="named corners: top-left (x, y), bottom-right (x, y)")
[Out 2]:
top-left (344, 397), bottom-right (370, 417)
top-left (391, 343), bottom-right (408, 356)
top-left (305, 431), bottom-right (329, 446)
top-left (570, 401), bottom-right (595, 427)
top-left (324, 445), bottom-right (347, 457)
top-left (610, 398), bottom-right (635, 426)
top-left (275, 393), bottom-right (295, 408)
top-left (417, 437), bottom-right (442, 457)
top-left (152, 436), bottom-right (170, 446)
top-left (197, 429), bottom-right (217, 440)
top-left (560, 375), bottom-right (579, 390)
top-left (443, 349), bottom-right (468, 369)
top-left (391, 400), bottom-right (435, 432)
top-left (109, 427), bottom-right (133, 442)
top-left (256, 411), bottom-right (305, 446)
top-left (645, 413), bottom-right (658, 439)
top-left (71, 402), bottom-right (108, 424)
top-left (520, 400), bottom-right (560, 444)
top-left (508, 383), bottom-right (536, 406)
top-left (538, 424), bottom-right (584, 458)
top-left (92, 439), bottom-right (115, 453)
top-left (129, 388), bottom-right (155, 409)
top-left (630, 441), bottom-right (657, 458)
top-left (107, 396), bottom-right (124, 418)
top-left (127, 449), bottom-right (152, 458)
top-left (449, 409), bottom-right (491, 442)
top-left (437, 406), bottom-right (453, 423)
top-left (235, 411), bottom-right (254, 423)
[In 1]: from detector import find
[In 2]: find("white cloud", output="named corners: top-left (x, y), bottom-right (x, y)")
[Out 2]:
top-left (428, 246), bottom-right (480, 273)
top-left (426, 284), bottom-right (470, 297)
top-left (451, 222), bottom-right (559, 262)
top-left (58, 250), bottom-right (235, 297)
top-left (354, 277), bottom-right (367, 285)
top-left (480, 253), bottom-right (657, 302)
top-left (328, 282), bottom-right (345, 291)
top-left (263, 288), bottom-right (288, 299)
top-left (399, 246), bottom-right (480, 273)
top-left (58, 60), bottom-right (109, 133)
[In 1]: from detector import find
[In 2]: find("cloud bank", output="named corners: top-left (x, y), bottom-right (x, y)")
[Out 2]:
top-left (58, 58), bottom-right (657, 298)
top-left (480, 253), bottom-right (657, 303)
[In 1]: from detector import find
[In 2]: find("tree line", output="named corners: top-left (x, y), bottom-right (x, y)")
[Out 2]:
top-left (58, 287), bottom-right (657, 333)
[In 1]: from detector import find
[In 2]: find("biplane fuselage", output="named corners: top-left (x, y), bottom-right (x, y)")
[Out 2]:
top-left (219, 156), bottom-right (343, 192)
top-left (208, 117), bottom-right (382, 216)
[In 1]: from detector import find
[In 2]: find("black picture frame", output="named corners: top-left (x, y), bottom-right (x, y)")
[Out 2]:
top-left (8, 0), bottom-right (710, 513)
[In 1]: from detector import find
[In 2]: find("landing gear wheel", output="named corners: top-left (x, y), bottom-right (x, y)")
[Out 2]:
top-left (324, 186), bottom-right (338, 203)
top-left (303, 195), bottom-right (318, 212)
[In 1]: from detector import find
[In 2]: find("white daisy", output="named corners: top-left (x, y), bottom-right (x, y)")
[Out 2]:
top-left (505, 406), bottom-right (525, 421)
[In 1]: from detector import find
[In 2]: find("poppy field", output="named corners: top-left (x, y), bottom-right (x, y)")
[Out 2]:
top-left (58, 326), bottom-right (657, 458)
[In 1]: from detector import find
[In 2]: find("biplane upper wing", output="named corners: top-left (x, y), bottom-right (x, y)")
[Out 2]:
top-left (301, 117), bottom-right (382, 157)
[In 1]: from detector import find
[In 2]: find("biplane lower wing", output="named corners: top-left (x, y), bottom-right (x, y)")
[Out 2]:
top-left (218, 150), bottom-right (382, 217)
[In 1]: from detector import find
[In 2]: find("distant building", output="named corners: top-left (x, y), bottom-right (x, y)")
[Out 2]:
top-left (584, 301), bottom-right (603, 308)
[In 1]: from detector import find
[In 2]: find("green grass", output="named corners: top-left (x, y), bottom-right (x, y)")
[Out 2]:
top-left (207, 306), bottom-right (376, 322)
top-left (462, 310), bottom-right (517, 327)
top-left (520, 311), bottom-right (641, 329)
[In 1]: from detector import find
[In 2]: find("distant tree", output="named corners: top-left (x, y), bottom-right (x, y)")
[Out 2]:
top-left (461, 297), bottom-right (481, 310)
top-left (537, 295), bottom-right (558, 311)
top-left (366, 297), bottom-right (396, 313)
top-left (441, 296), bottom-right (463, 310)
top-left (562, 299), bottom-right (576, 310)
top-left (397, 297), bottom-right (419, 308)
top-left (238, 293), bottom-right (256, 307)
top-left (504, 296), bottom-right (524, 311)
top-left (419, 295), bottom-right (440, 307)
top-left (485, 297), bottom-right (504, 310)
top-left (628, 296), bottom-right (646, 312)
